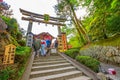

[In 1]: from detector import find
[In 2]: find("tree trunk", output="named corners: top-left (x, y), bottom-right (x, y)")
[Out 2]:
top-left (69, 4), bottom-right (90, 43)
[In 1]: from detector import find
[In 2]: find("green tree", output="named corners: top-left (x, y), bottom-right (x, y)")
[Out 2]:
top-left (79, 0), bottom-right (120, 41)
top-left (55, 0), bottom-right (90, 44)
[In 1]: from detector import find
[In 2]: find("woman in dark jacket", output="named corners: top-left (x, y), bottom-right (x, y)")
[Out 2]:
top-left (33, 36), bottom-right (41, 57)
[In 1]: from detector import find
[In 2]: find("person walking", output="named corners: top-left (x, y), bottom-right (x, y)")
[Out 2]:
top-left (40, 37), bottom-right (46, 56)
top-left (46, 39), bottom-right (51, 48)
top-left (54, 38), bottom-right (58, 48)
top-left (45, 39), bottom-right (51, 55)
top-left (32, 36), bottom-right (41, 57)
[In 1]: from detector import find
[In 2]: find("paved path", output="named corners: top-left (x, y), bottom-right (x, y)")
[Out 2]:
top-left (100, 62), bottom-right (120, 80)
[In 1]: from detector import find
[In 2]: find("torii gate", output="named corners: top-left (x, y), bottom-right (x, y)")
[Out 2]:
top-left (20, 8), bottom-right (66, 35)
top-left (19, 8), bottom-right (67, 48)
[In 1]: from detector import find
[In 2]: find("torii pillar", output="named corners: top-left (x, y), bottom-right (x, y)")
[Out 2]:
top-left (58, 26), bottom-right (61, 35)
top-left (26, 19), bottom-right (33, 47)
top-left (27, 20), bottom-right (33, 34)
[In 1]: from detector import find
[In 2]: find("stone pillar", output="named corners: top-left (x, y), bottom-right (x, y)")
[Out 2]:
top-left (26, 20), bottom-right (33, 47)
top-left (26, 33), bottom-right (33, 47)
top-left (27, 21), bottom-right (33, 34)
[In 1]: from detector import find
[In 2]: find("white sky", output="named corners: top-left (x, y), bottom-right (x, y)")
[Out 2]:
top-left (4, 0), bottom-right (87, 37)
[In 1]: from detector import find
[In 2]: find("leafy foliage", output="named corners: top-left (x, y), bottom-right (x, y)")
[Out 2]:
top-left (76, 56), bottom-right (100, 72)
top-left (14, 46), bottom-right (31, 80)
top-left (79, 0), bottom-right (120, 42)
top-left (0, 67), bottom-right (15, 80)
top-left (55, 0), bottom-right (90, 45)
top-left (68, 35), bottom-right (84, 48)
top-left (64, 48), bottom-right (80, 59)
top-left (18, 40), bottom-right (26, 46)
top-left (1, 16), bottom-right (23, 39)
top-left (15, 46), bottom-right (31, 56)
top-left (106, 13), bottom-right (120, 35)
top-left (93, 34), bottom-right (120, 47)
top-left (1, 16), bottom-right (24, 46)
top-left (16, 32), bottom-right (22, 40)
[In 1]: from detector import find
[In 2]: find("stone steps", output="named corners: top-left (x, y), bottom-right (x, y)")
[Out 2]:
top-left (33, 58), bottom-right (64, 62)
top-left (68, 76), bottom-right (91, 80)
top-left (29, 54), bottom-right (92, 80)
top-left (30, 67), bottom-right (78, 78)
top-left (30, 71), bottom-right (83, 80)
top-left (33, 60), bottom-right (68, 66)
top-left (31, 63), bottom-right (72, 71)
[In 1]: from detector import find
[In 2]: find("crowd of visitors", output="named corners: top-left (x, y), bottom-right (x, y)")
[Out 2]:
top-left (32, 35), bottom-right (58, 57)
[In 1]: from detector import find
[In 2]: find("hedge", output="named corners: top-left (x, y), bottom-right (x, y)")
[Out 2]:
top-left (76, 56), bottom-right (100, 72)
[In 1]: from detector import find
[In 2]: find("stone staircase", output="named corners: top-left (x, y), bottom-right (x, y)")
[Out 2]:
top-left (29, 54), bottom-right (92, 80)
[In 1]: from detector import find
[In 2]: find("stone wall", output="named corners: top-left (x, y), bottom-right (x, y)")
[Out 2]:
top-left (0, 18), bottom-right (10, 65)
top-left (80, 46), bottom-right (120, 65)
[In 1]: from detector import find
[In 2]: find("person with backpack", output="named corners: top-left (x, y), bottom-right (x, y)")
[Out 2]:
top-left (45, 39), bottom-right (51, 55)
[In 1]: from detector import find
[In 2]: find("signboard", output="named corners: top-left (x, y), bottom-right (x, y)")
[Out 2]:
top-left (3, 44), bottom-right (16, 64)
top-left (26, 33), bottom-right (33, 47)
top-left (61, 33), bottom-right (67, 51)
top-left (58, 33), bottom-right (67, 52)
top-left (44, 14), bottom-right (49, 22)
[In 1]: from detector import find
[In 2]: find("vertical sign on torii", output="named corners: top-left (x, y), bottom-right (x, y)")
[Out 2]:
top-left (19, 8), bottom-right (66, 47)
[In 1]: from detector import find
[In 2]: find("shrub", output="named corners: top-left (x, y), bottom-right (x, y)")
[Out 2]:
top-left (10, 36), bottom-right (19, 46)
top-left (16, 32), bottom-right (22, 40)
top-left (14, 46), bottom-right (31, 79)
top-left (64, 49), bottom-right (79, 59)
top-left (0, 67), bottom-right (15, 80)
top-left (15, 46), bottom-right (31, 63)
top-left (18, 40), bottom-right (26, 46)
top-left (76, 56), bottom-right (100, 72)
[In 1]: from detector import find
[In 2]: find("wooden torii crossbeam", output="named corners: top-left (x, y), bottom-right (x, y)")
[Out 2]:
top-left (20, 8), bottom-right (66, 26)
top-left (21, 17), bottom-right (65, 26)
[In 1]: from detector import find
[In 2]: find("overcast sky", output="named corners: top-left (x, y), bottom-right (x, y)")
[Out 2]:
top-left (4, 0), bottom-right (86, 37)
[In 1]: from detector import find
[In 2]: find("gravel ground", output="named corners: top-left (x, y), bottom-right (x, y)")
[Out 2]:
top-left (100, 63), bottom-right (120, 80)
